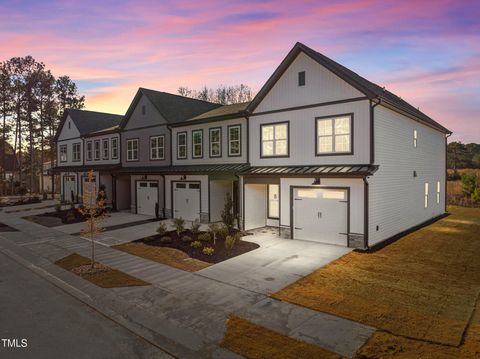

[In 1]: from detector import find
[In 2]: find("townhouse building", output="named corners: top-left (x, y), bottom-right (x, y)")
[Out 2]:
top-left (54, 42), bottom-right (450, 250)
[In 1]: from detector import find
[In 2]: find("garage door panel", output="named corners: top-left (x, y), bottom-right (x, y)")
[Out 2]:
top-left (137, 181), bottom-right (158, 216)
top-left (173, 182), bottom-right (200, 222)
top-left (293, 187), bottom-right (348, 246)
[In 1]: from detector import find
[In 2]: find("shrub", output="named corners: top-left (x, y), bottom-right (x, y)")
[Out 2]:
top-left (198, 232), bottom-right (211, 242)
top-left (221, 192), bottom-right (235, 231)
top-left (461, 174), bottom-right (477, 197)
top-left (472, 188), bottom-right (480, 204)
top-left (65, 210), bottom-right (76, 223)
top-left (191, 240), bottom-right (202, 248)
top-left (157, 222), bottom-right (167, 236)
top-left (191, 219), bottom-right (201, 235)
top-left (217, 223), bottom-right (230, 239)
top-left (55, 202), bottom-right (62, 213)
top-left (181, 235), bottom-right (193, 243)
top-left (202, 247), bottom-right (215, 256)
top-left (174, 217), bottom-right (185, 236)
top-left (42, 191), bottom-right (48, 200)
top-left (225, 232), bottom-right (242, 250)
top-left (160, 236), bottom-right (172, 244)
top-left (208, 223), bottom-right (219, 244)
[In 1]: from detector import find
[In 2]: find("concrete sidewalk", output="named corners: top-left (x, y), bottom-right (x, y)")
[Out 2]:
top-left (0, 212), bottom-right (375, 358)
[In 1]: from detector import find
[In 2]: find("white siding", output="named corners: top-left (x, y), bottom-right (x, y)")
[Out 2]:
top-left (164, 175), bottom-right (209, 214)
top-left (84, 133), bottom-right (120, 166)
top-left (57, 115), bottom-right (80, 140)
top-left (172, 118), bottom-right (247, 165)
top-left (209, 180), bottom-right (232, 222)
top-left (255, 52), bottom-right (364, 113)
top-left (368, 106), bottom-right (446, 246)
top-left (250, 100), bottom-right (370, 166)
top-left (280, 178), bottom-right (364, 235)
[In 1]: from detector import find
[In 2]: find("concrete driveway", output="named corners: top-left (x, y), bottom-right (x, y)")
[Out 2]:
top-left (198, 233), bottom-right (351, 295)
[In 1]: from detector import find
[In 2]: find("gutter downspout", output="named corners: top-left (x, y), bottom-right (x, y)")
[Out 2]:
top-left (370, 98), bottom-right (381, 164)
top-left (363, 176), bottom-right (369, 250)
top-left (445, 133), bottom-right (452, 214)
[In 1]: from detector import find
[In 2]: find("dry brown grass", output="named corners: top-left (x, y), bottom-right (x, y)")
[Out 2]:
top-left (55, 253), bottom-right (150, 288)
top-left (112, 242), bottom-right (211, 272)
top-left (221, 315), bottom-right (343, 359)
top-left (273, 206), bottom-right (480, 347)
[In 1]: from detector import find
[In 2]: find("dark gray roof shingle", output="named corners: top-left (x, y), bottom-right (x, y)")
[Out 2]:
top-left (57, 109), bottom-right (123, 139)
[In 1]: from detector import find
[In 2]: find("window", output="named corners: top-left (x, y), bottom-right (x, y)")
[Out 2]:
top-left (413, 129), bottom-right (418, 148)
top-left (59, 145), bottom-right (67, 162)
top-left (102, 139), bottom-right (109, 160)
top-left (228, 125), bottom-right (241, 156)
top-left (142, 105), bottom-right (146, 115)
top-left (298, 71), bottom-right (305, 86)
top-left (177, 132), bottom-right (187, 159)
top-left (111, 138), bottom-right (118, 159)
top-left (150, 135), bottom-right (165, 160)
top-left (436, 181), bottom-right (441, 204)
top-left (316, 114), bottom-right (352, 154)
top-left (209, 127), bottom-right (221, 157)
top-left (127, 139), bottom-right (139, 161)
top-left (94, 140), bottom-right (100, 160)
top-left (86, 141), bottom-right (92, 161)
top-left (72, 142), bottom-right (81, 162)
top-left (192, 130), bottom-right (203, 158)
top-left (261, 122), bottom-right (289, 157)
top-left (268, 184), bottom-right (279, 218)
top-left (424, 182), bottom-right (429, 208)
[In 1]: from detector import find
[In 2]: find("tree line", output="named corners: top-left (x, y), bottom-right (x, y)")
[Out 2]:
top-left (0, 56), bottom-right (85, 195)
top-left (447, 142), bottom-right (480, 169)
top-left (178, 84), bottom-right (254, 105)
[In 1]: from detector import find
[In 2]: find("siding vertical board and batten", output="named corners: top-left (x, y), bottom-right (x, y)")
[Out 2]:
top-left (368, 105), bottom-right (446, 246)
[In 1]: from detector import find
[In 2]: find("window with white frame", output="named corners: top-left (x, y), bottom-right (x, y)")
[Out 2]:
top-left (111, 138), bottom-right (118, 159)
top-left (59, 145), bottom-right (67, 162)
top-left (228, 125), bottom-right (241, 156)
top-left (86, 141), bottom-right (92, 161)
top-left (209, 128), bottom-right (221, 157)
top-left (436, 181), bottom-right (441, 204)
top-left (150, 135), bottom-right (165, 160)
top-left (94, 140), bottom-right (100, 160)
top-left (177, 132), bottom-right (187, 159)
top-left (192, 130), bottom-right (203, 158)
top-left (127, 139), bottom-right (139, 161)
top-left (316, 115), bottom-right (352, 154)
top-left (102, 139), bottom-right (109, 159)
top-left (261, 122), bottom-right (288, 157)
top-left (424, 182), bottom-right (429, 208)
top-left (268, 184), bottom-right (279, 218)
top-left (72, 142), bottom-right (81, 162)
top-left (414, 129), bottom-right (418, 148)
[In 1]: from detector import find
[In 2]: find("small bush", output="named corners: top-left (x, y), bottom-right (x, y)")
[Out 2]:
top-left (208, 223), bottom-right (219, 244)
top-left (181, 235), bottom-right (193, 243)
top-left (202, 247), bottom-right (215, 256)
top-left (191, 219), bottom-right (201, 235)
top-left (191, 240), bottom-right (202, 248)
top-left (198, 232), bottom-right (211, 242)
top-left (221, 192), bottom-right (235, 231)
top-left (65, 210), bottom-right (76, 223)
top-left (461, 174), bottom-right (477, 197)
top-left (225, 235), bottom-right (235, 250)
top-left (160, 236), bottom-right (172, 244)
top-left (55, 202), bottom-right (62, 213)
top-left (174, 217), bottom-right (185, 236)
top-left (157, 222), bottom-right (167, 236)
top-left (217, 224), bottom-right (230, 239)
top-left (42, 191), bottom-right (48, 200)
top-left (70, 202), bottom-right (75, 210)
top-left (472, 188), bottom-right (480, 204)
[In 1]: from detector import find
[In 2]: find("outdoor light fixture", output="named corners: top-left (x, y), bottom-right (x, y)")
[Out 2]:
top-left (312, 178), bottom-right (321, 185)
top-left (413, 170), bottom-right (417, 177)
top-left (180, 175), bottom-right (187, 180)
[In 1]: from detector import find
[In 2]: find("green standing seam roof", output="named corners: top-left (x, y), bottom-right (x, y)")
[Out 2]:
top-left (241, 165), bottom-right (378, 176)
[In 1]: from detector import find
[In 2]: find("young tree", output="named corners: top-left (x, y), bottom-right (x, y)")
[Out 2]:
top-left (221, 192), bottom-right (235, 231)
top-left (78, 170), bottom-right (106, 269)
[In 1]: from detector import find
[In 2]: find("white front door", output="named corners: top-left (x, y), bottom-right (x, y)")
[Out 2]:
top-left (293, 187), bottom-right (348, 246)
top-left (63, 176), bottom-right (76, 202)
top-left (173, 182), bottom-right (200, 222)
top-left (137, 181), bottom-right (158, 216)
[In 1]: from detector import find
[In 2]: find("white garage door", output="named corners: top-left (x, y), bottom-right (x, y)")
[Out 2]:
top-left (293, 187), bottom-right (348, 246)
top-left (173, 182), bottom-right (200, 222)
top-left (63, 176), bottom-right (76, 202)
top-left (137, 181), bottom-right (158, 216)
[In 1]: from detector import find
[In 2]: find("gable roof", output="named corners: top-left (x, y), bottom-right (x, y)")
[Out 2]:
top-left (121, 88), bottom-right (221, 128)
top-left (54, 109), bottom-right (123, 141)
top-left (168, 102), bottom-right (251, 127)
top-left (247, 42), bottom-right (451, 134)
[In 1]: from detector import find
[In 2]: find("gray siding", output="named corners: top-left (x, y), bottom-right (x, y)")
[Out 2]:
top-left (123, 94), bottom-right (167, 130)
top-left (122, 125), bottom-right (171, 167)
top-left (84, 133), bottom-right (120, 166)
top-left (368, 105), bottom-right (446, 246)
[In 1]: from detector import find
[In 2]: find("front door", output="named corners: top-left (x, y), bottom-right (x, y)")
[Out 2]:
top-left (173, 182), bottom-right (201, 222)
top-left (136, 181), bottom-right (158, 216)
top-left (293, 187), bottom-right (348, 246)
top-left (63, 175), bottom-right (76, 202)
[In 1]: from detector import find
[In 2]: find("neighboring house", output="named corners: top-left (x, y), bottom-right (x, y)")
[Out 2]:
top-left (53, 109), bottom-right (123, 205)
top-left (0, 140), bottom-right (19, 182)
top-left (116, 88), bottom-right (220, 216)
top-left (53, 42), bottom-right (450, 250)
top-left (42, 160), bottom-right (60, 193)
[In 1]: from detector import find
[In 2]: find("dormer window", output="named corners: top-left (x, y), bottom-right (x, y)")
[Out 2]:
top-left (298, 71), bottom-right (305, 86)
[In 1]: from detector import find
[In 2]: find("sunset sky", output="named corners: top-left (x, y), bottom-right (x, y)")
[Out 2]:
top-left (0, 0), bottom-right (479, 142)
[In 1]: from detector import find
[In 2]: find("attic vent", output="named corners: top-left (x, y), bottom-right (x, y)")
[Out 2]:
top-left (68, 122), bottom-right (71, 129)
top-left (298, 71), bottom-right (305, 86)
top-left (142, 105), bottom-right (146, 115)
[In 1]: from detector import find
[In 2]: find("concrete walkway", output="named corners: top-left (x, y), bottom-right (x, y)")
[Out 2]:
top-left (0, 210), bottom-right (375, 358)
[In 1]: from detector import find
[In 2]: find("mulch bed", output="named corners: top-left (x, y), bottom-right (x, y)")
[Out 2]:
top-left (55, 253), bottom-right (150, 288)
top-left (23, 209), bottom-right (110, 227)
top-left (136, 229), bottom-right (259, 264)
